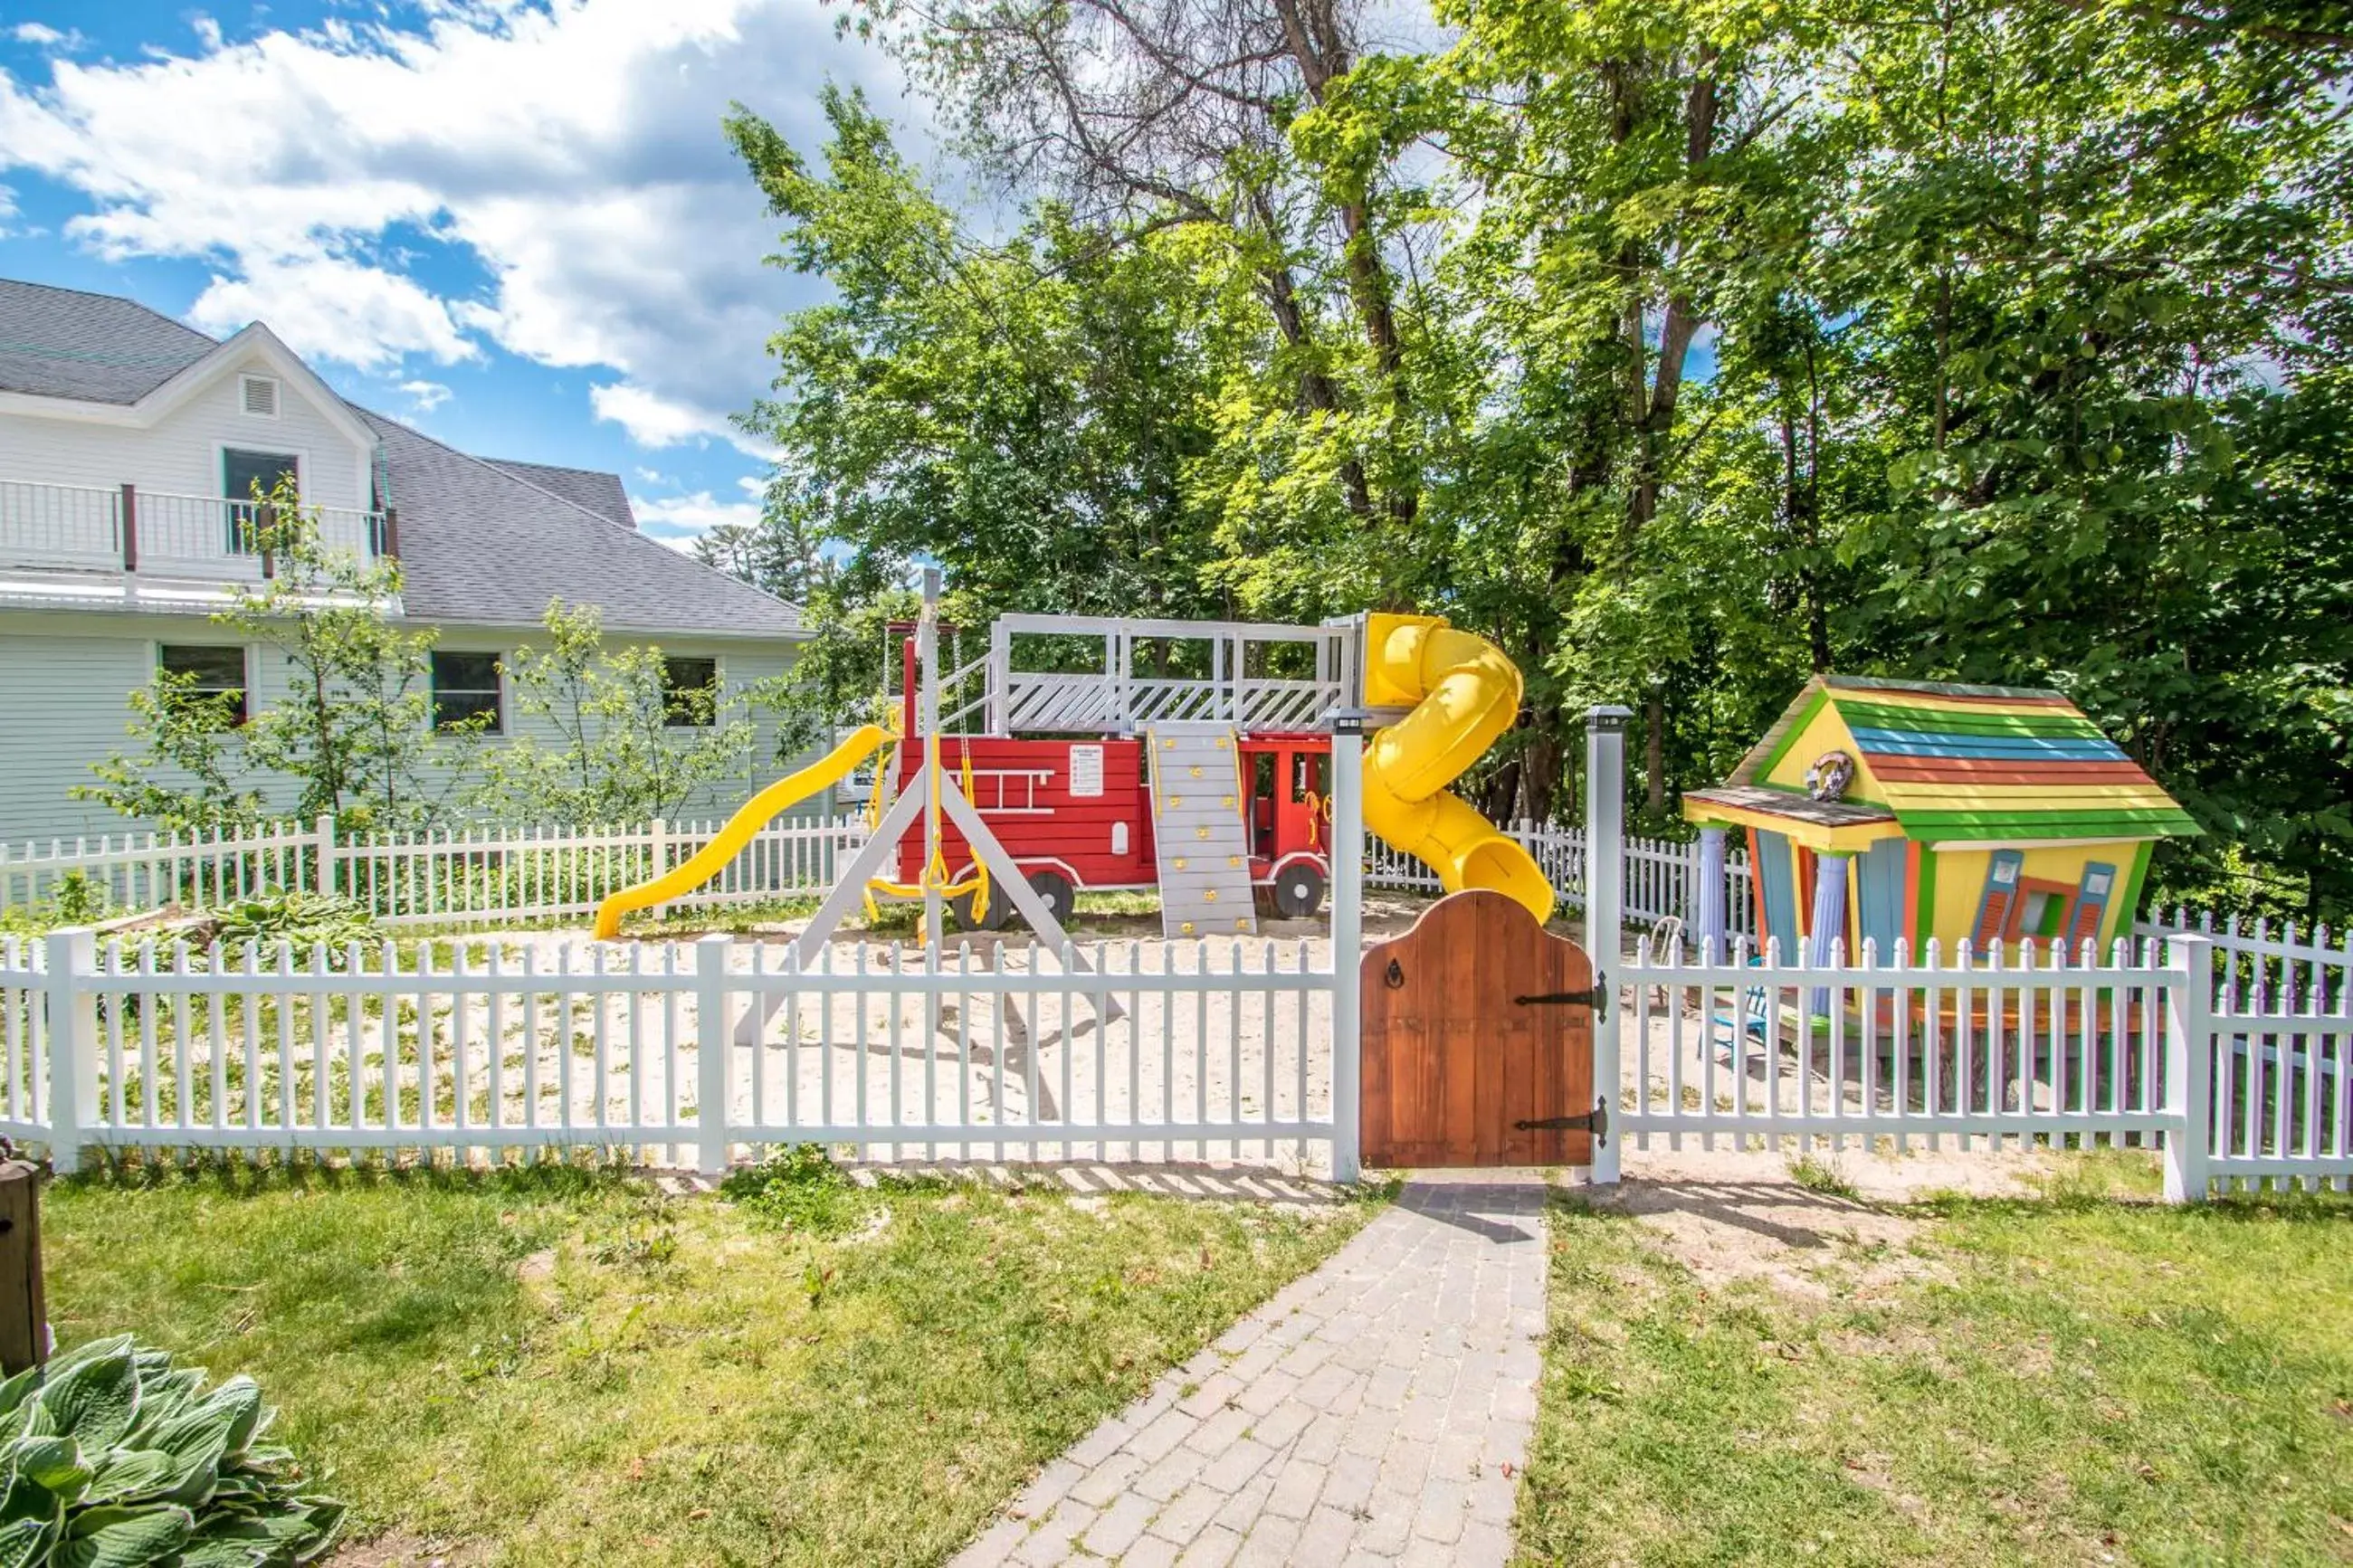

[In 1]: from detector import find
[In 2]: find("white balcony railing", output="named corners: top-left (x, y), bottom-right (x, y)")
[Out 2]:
top-left (0, 478), bottom-right (390, 579)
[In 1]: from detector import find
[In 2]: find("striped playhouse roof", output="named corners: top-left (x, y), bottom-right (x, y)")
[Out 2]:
top-left (1728, 675), bottom-right (2201, 845)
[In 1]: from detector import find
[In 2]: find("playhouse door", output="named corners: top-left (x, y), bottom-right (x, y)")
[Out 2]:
top-left (1358, 890), bottom-right (1601, 1167)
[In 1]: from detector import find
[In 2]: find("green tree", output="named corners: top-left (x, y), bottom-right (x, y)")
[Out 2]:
top-left (215, 474), bottom-right (476, 831)
top-left (471, 601), bottom-right (758, 823)
top-left (75, 673), bottom-right (265, 832)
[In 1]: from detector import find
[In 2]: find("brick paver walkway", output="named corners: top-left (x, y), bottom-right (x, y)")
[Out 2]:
top-left (953, 1177), bottom-right (1549, 1567)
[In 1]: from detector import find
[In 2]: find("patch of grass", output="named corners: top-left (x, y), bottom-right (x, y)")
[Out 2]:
top-left (1786, 1153), bottom-right (1859, 1200)
top-left (44, 1158), bottom-right (1373, 1566)
top-left (1519, 1181), bottom-right (2353, 1566)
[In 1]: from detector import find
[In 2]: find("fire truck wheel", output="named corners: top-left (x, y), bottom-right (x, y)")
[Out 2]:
top-left (1270, 862), bottom-right (1328, 919)
top-left (1025, 870), bottom-right (1078, 928)
top-left (949, 884), bottom-right (1015, 933)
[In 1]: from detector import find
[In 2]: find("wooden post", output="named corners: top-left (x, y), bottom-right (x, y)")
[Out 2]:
top-left (119, 483), bottom-right (138, 573)
top-left (0, 1161), bottom-right (43, 1374)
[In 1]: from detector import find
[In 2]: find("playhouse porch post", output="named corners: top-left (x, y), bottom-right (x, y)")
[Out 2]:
top-left (1807, 851), bottom-right (1851, 1018)
top-left (1693, 826), bottom-right (1729, 959)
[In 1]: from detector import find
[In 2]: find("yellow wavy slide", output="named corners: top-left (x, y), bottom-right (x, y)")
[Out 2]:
top-left (592, 724), bottom-right (894, 939)
top-left (1360, 613), bottom-right (1556, 926)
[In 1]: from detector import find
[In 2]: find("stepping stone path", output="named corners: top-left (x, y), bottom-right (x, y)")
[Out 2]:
top-left (954, 1176), bottom-right (1548, 1567)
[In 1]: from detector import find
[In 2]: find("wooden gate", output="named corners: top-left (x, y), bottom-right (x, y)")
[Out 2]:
top-left (1359, 889), bottom-right (1603, 1167)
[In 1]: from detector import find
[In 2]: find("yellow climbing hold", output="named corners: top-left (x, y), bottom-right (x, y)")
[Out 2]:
top-left (1170, 795), bottom-right (1183, 807)
top-left (1228, 855), bottom-right (1241, 868)
top-left (1204, 889), bottom-right (1219, 902)
top-left (1188, 765), bottom-right (1202, 778)
top-left (1174, 857), bottom-right (1188, 870)
top-left (1196, 826), bottom-right (1209, 839)
top-left (1180, 920), bottom-right (1196, 935)
top-left (1221, 795), bottom-right (1234, 809)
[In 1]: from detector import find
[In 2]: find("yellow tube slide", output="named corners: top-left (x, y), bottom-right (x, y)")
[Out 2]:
top-left (1360, 613), bottom-right (1556, 926)
top-left (592, 724), bottom-right (893, 939)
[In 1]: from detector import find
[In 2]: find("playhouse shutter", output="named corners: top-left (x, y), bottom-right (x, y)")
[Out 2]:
top-left (2066, 861), bottom-right (2118, 952)
top-left (1970, 850), bottom-right (2025, 947)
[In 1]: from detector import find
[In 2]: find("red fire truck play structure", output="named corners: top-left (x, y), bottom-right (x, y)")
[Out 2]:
top-left (884, 615), bottom-right (1344, 935)
top-left (590, 603), bottom-right (1555, 943)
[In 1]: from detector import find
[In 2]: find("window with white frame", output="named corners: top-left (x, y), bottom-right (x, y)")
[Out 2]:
top-left (662, 656), bottom-right (719, 727)
top-left (158, 644), bottom-right (249, 726)
top-left (432, 651), bottom-right (503, 733)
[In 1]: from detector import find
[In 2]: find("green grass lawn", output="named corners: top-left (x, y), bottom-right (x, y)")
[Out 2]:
top-left (43, 1157), bottom-right (1375, 1566)
top-left (1516, 1164), bottom-right (2353, 1566)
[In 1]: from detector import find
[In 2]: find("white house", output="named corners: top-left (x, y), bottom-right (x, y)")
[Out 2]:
top-left (0, 277), bottom-right (810, 842)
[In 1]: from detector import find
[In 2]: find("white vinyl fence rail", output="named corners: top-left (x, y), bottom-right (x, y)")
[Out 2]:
top-left (18, 929), bottom-right (1336, 1175)
top-left (1615, 932), bottom-right (2351, 1194)
top-left (7, 813), bottom-right (1750, 934)
top-left (1362, 821), bottom-right (1755, 934)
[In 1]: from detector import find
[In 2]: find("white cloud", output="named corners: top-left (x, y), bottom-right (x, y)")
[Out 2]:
top-left (0, 0), bottom-right (910, 423)
top-left (190, 259), bottom-right (478, 369)
top-left (629, 487), bottom-right (761, 550)
top-left (9, 24), bottom-right (86, 51)
top-left (400, 378), bottom-right (453, 413)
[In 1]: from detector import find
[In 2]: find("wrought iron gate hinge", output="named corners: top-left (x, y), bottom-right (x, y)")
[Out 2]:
top-left (1511, 970), bottom-right (1608, 1022)
top-left (1513, 1097), bottom-right (1609, 1146)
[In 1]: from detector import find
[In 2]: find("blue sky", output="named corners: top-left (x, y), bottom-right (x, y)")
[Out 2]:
top-left (0, 0), bottom-right (919, 550)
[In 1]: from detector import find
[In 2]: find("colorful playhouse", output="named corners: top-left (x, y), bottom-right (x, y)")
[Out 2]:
top-left (1681, 676), bottom-right (2200, 961)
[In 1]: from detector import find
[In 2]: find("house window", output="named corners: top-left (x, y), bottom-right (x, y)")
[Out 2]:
top-left (222, 449), bottom-right (299, 554)
top-left (432, 651), bottom-right (503, 733)
top-left (662, 656), bottom-right (719, 727)
top-left (157, 644), bottom-right (248, 726)
top-left (239, 375), bottom-right (280, 418)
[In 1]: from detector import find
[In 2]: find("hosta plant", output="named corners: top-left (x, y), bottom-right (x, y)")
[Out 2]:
top-left (0, 1335), bottom-right (342, 1566)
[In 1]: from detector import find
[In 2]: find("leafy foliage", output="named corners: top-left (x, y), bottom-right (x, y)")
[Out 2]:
top-left (718, 1144), bottom-right (874, 1238)
top-left (202, 891), bottom-right (380, 955)
top-left (467, 600), bottom-right (758, 824)
top-left (0, 1334), bottom-right (341, 1566)
top-left (717, 0), bottom-right (2353, 918)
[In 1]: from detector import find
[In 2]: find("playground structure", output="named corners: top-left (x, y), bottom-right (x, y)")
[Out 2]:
top-left (593, 587), bottom-right (1555, 945)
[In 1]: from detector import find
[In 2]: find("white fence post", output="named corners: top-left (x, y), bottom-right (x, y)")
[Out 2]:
top-left (694, 933), bottom-right (733, 1175)
top-left (1585, 707), bottom-right (1630, 1186)
top-left (651, 818), bottom-right (671, 922)
top-left (2163, 933), bottom-right (2215, 1202)
top-left (1329, 716), bottom-right (1364, 1185)
top-left (42, 927), bottom-right (97, 1174)
top-left (312, 814), bottom-right (336, 897)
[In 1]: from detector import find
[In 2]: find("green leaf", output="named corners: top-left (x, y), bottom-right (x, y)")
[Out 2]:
top-left (85, 1449), bottom-right (179, 1505)
top-left (11, 1436), bottom-right (89, 1497)
top-left (0, 1515), bottom-right (54, 1568)
top-left (34, 1349), bottom-right (141, 1451)
top-left (55, 1504), bottom-right (195, 1568)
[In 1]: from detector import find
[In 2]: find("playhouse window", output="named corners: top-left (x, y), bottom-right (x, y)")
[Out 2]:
top-left (2010, 878), bottom-right (2076, 943)
top-left (1291, 751), bottom-right (1327, 801)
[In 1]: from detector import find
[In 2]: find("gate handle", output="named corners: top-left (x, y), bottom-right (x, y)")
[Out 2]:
top-left (1385, 957), bottom-right (1405, 989)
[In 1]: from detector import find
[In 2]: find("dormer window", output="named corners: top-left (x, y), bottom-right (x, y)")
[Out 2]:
top-left (239, 374), bottom-right (280, 418)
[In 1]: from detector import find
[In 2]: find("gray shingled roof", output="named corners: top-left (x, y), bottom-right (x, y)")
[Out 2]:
top-left (0, 278), bottom-right (215, 404)
top-left (483, 457), bottom-right (636, 529)
top-left (356, 409), bottom-right (802, 637)
top-left (0, 276), bottom-right (801, 640)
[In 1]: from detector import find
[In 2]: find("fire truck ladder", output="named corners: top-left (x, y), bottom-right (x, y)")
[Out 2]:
top-left (1146, 723), bottom-right (1259, 939)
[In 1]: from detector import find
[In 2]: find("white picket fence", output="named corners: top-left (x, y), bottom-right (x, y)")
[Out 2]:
top-left (6, 813), bottom-right (1745, 933)
top-left (1, 930), bottom-right (1334, 1174)
top-left (1617, 932), bottom-right (2350, 1193)
top-left (1, 816), bottom-right (863, 927)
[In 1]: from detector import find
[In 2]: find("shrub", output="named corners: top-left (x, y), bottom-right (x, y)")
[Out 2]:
top-left (0, 1334), bottom-right (342, 1564)
top-left (205, 891), bottom-right (379, 955)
